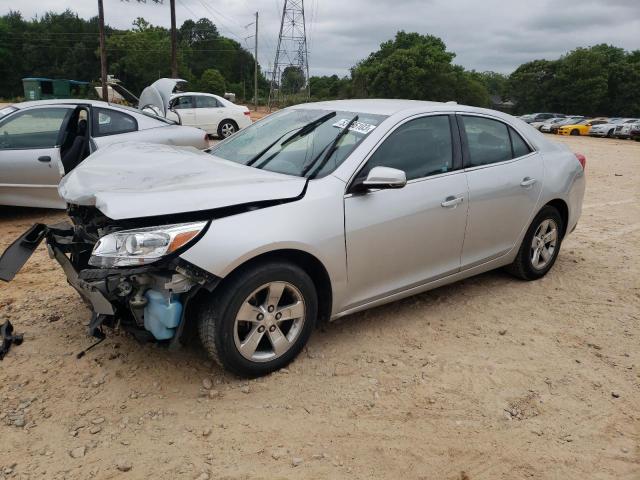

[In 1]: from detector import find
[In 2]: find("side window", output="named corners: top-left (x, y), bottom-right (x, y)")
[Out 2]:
top-left (172, 96), bottom-right (194, 110)
top-left (93, 108), bottom-right (137, 137)
top-left (195, 96), bottom-right (220, 108)
top-left (461, 116), bottom-right (512, 167)
top-left (0, 107), bottom-right (70, 149)
top-left (509, 127), bottom-right (531, 158)
top-left (359, 115), bottom-right (453, 181)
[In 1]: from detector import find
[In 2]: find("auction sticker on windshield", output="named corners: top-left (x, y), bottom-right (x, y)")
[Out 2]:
top-left (333, 118), bottom-right (377, 135)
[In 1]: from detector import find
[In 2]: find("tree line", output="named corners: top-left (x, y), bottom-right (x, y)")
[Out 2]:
top-left (0, 10), bottom-right (268, 101)
top-left (310, 32), bottom-right (640, 117)
top-left (1, 11), bottom-right (638, 117)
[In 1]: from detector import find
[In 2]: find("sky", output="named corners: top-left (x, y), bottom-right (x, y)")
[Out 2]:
top-left (4, 0), bottom-right (640, 76)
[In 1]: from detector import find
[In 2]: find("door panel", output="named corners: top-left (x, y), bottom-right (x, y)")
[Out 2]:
top-left (458, 114), bottom-right (544, 268)
top-left (462, 156), bottom-right (543, 267)
top-left (194, 95), bottom-right (224, 134)
top-left (171, 96), bottom-right (197, 127)
top-left (0, 107), bottom-right (70, 208)
top-left (344, 173), bottom-right (468, 308)
top-left (0, 147), bottom-right (65, 208)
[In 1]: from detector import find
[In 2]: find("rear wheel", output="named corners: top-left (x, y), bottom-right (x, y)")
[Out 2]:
top-left (198, 261), bottom-right (317, 377)
top-left (507, 206), bottom-right (564, 280)
top-left (218, 120), bottom-right (238, 138)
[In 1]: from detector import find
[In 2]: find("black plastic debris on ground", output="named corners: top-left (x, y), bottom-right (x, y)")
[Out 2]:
top-left (0, 320), bottom-right (23, 360)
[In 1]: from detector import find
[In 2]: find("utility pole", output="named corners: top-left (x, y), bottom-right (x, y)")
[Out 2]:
top-left (170, 0), bottom-right (178, 77)
top-left (98, 0), bottom-right (108, 102)
top-left (254, 11), bottom-right (259, 111)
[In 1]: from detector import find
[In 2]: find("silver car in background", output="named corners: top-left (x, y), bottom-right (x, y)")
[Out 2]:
top-left (0, 100), bottom-right (586, 377)
top-left (0, 100), bottom-right (208, 209)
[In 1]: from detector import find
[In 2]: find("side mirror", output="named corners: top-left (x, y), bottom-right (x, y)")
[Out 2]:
top-left (352, 166), bottom-right (407, 193)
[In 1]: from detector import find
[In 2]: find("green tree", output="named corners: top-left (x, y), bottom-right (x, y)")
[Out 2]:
top-left (199, 68), bottom-right (226, 95)
top-left (507, 59), bottom-right (557, 114)
top-left (106, 18), bottom-right (183, 95)
top-left (281, 66), bottom-right (305, 94)
top-left (351, 31), bottom-right (489, 106)
top-left (309, 74), bottom-right (352, 100)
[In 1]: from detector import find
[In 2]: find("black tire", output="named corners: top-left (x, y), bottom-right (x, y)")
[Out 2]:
top-left (198, 261), bottom-right (317, 377)
top-left (217, 119), bottom-right (238, 138)
top-left (570, 129), bottom-right (580, 136)
top-left (506, 206), bottom-right (564, 281)
top-left (606, 129), bottom-right (614, 138)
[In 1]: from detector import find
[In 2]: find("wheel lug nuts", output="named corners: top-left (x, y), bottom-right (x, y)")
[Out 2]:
top-left (257, 313), bottom-right (264, 321)
top-left (258, 326), bottom-right (265, 333)
top-left (268, 305), bottom-right (275, 313)
top-left (275, 312), bottom-right (282, 320)
top-left (269, 325), bottom-right (276, 332)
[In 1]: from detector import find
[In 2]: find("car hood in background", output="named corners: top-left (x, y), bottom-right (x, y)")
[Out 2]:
top-left (58, 143), bottom-right (306, 220)
top-left (139, 78), bottom-right (187, 117)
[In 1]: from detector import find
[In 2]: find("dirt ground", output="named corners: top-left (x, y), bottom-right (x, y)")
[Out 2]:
top-left (0, 135), bottom-right (638, 480)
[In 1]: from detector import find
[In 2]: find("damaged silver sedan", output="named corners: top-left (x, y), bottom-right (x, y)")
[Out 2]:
top-left (0, 100), bottom-right (586, 376)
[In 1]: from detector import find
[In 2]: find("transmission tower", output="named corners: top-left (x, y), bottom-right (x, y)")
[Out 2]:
top-left (268, 0), bottom-right (310, 109)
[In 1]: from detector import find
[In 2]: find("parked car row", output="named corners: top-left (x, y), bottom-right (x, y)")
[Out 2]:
top-left (520, 112), bottom-right (640, 139)
top-left (0, 78), bottom-right (252, 208)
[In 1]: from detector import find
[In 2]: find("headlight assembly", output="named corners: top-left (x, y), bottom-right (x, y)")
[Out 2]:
top-left (89, 221), bottom-right (208, 268)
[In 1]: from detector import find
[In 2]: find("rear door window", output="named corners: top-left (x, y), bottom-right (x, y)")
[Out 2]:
top-left (461, 115), bottom-right (512, 167)
top-left (509, 127), bottom-right (531, 158)
top-left (93, 108), bottom-right (138, 137)
top-left (195, 96), bottom-right (221, 108)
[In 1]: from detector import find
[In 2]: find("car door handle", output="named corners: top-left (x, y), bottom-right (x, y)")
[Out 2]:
top-left (520, 177), bottom-right (537, 187)
top-left (441, 196), bottom-right (464, 208)
top-left (37, 156), bottom-right (51, 163)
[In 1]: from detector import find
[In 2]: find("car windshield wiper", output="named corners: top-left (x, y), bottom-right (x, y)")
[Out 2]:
top-left (301, 115), bottom-right (359, 179)
top-left (245, 111), bottom-right (336, 168)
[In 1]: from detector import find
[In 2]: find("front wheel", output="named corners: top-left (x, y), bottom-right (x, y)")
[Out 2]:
top-left (506, 206), bottom-right (564, 280)
top-left (198, 261), bottom-right (317, 377)
top-left (570, 129), bottom-right (580, 136)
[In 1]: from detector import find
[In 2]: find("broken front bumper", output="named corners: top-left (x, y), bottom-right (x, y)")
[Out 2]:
top-left (1, 222), bottom-right (217, 343)
top-left (0, 222), bottom-right (113, 315)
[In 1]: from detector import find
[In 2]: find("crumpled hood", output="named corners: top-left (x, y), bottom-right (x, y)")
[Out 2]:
top-left (58, 142), bottom-right (306, 220)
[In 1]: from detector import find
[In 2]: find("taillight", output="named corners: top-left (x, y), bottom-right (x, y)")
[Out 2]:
top-left (575, 153), bottom-right (586, 169)
top-left (243, 111), bottom-right (251, 116)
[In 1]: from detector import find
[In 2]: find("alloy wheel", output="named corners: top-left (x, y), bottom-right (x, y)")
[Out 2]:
top-left (221, 122), bottom-right (236, 137)
top-left (233, 281), bottom-right (306, 362)
top-left (530, 219), bottom-right (558, 270)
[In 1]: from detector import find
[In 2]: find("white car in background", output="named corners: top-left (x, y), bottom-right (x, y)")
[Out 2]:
top-left (0, 100), bottom-right (208, 209)
top-left (168, 92), bottom-right (252, 138)
top-left (589, 118), bottom-right (639, 138)
top-left (530, 117), bottom-right (565, 131)
top-left (540, 116), bottom-right (584, 133)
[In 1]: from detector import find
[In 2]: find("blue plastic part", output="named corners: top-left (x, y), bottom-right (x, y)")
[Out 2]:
top-left (143, 289), bottom-right (183, 340)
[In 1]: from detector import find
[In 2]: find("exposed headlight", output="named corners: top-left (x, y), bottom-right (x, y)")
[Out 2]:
top-left (89, 221), bottom-right (208, 268)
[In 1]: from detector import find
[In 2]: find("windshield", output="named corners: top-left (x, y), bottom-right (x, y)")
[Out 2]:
top-left (210, 108), bottom-right (387, 178)
top-left (0, 106), bottom-right (18, 121)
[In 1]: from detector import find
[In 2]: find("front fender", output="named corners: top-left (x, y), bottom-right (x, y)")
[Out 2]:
top-left (178, 176), bottom-right (349, 313)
